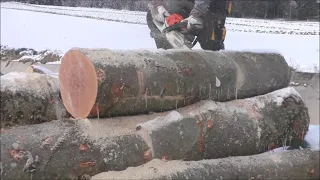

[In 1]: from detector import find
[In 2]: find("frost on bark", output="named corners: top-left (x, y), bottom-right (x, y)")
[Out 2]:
top-left (0, 72), bottom-right (68, 127)
top-left (59, 48), bottom-right (291, 119)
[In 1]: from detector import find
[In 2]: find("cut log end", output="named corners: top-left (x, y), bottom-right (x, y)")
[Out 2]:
top-left (59, 49), bottom-right (98, 118)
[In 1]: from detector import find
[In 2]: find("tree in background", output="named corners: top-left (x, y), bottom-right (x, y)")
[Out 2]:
top-left (2, 0), bottom-right (319, 20)
top-left (295, 0), bottom-right (319, 20)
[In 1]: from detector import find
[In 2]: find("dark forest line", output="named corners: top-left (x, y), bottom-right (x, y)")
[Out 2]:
top-left (3, 0), bottom-right (320, 20)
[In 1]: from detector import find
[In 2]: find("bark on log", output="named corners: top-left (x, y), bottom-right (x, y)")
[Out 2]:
top-left (59, 48), bottom-right (291, 119)
top-left (91, 149), bottom-right (320, 180)
top-left (0, 117), bottom-right (152, 180)
top-left (136, 87), bottom-right (310, 161)
top-left (0, 87), bottom-right (310, 179)
top-left (0, 72), bottom-right (68, 127)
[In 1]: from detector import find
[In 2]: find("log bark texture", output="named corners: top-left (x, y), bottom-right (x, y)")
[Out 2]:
top-left (0, 118), bottom-right (151, 180)
top-left (0, 87), bottom-right (310, 179)
top-left (92, 149), bottom-right (320, 180)
top-left (0, 72), bottom-right (68, 127)
top-left (136, 87), bottom-right (310, 161)
top-left (59, 48), bottom-right (292, 119)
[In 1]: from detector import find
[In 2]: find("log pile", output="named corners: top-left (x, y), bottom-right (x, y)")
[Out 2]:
top-left (0, 87), bottom-right (312, 179)
top-left (1, 48), bottom-right (316, 180)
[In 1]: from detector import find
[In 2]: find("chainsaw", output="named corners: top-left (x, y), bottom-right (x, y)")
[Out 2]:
top-left (152, 14), bottom-right (198, 49)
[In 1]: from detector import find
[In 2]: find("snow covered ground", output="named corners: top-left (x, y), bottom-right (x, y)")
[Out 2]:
top-left (0, 2), bottom-right (319, 153)
top-left (1, 2), bottom-right (319, 72)
top-left (2, 2), bottom-right (319, 35)
top-left (305, 124), bottom-right (320, 150)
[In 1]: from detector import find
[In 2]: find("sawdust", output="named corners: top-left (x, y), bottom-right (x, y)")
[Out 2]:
top-left (73, 113), bottom-right (162, 151)
top-left (91, 158), bottom-right (190, 180)
top-left (137, 111), bottom-right (183, 132)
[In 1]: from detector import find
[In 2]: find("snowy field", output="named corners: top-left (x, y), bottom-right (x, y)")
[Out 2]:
top-left (0, 2), bottom-right (319, 152)
top-left (1, 2), bottom-right (319, 73)
top-left (2, 2), bottom-right (319, 35)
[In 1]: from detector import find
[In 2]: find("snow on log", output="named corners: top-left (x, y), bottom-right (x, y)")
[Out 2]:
top-left (0, 117), bottom-right (153, 180)
top-left (1, 60), bottom-right (35, 75)
top-left (136, 87), bottom-right (310, 161)
top-left (0, 72), bottom-right (68, 127)
top-left (91, 149), bottom-right (320, 180)
top-left (0, 87), bottom-right (310, 179)
top-left (26, 64), bottom-right (60, 74)
top-left (59, 48), bottom-right (291, 119)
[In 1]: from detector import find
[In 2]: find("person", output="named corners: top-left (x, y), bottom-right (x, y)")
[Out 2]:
top-left (146, 0), bottom-right (232, 51)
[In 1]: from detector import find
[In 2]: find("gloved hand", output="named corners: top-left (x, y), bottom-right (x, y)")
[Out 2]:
top-left (182, 15), bottom-right (204, 35)
top-left (149, 5), bottom-right (170, 23)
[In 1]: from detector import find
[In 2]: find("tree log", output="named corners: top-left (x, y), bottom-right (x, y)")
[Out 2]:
top-left (59, 48), bottom-right (291, 119)
top-left (91, 149), bottom-right (320, 180)
top-left (0, 72), bottom-right (68, 127)
top-left (0, 87), bottom-right (310, 179)
top-left (136, 87), bottom-right (310, 161)
top-left (0, 117), bottom-right (153, 180)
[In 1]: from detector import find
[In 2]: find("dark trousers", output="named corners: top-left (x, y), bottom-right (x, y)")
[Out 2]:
top-left (146, 0), bottom-right (231, 51)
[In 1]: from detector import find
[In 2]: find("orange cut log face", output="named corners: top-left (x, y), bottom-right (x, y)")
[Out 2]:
top-left (59, 49), bottom-right (98, 119)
